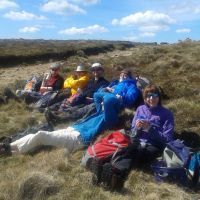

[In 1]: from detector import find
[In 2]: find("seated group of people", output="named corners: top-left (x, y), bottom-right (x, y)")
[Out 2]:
top-left (0, 62), bottom-right (174, 182)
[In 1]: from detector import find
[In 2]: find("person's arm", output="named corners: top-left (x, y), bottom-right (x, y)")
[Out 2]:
top-left (131, 108), bottom-right (140, 129)
top-left (64, 75), bottom-right (89, 90)
top-left (148, 111), bottom-right (174, 145)
top-left (121, 85), bottom-right (140, 107)
top-left (77, 75), bottom-right (90, 89)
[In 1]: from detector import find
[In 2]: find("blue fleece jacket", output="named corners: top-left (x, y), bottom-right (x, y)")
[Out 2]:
top-left (109, 79), bottom-right (140, 107)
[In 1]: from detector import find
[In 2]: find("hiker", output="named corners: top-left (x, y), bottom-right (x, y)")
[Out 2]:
top-left (110, 84), bottom-right (175, 171)
top-left (45, 62), bottom-right (109, 125)
top-left (0, 70), bottom-right (140, 155)
top-left (94, 69), bottom-right (140, 128)
top-left (24, 63), bottom-right (64, 104)
top-left (63, 64), bottom-right (90, 95)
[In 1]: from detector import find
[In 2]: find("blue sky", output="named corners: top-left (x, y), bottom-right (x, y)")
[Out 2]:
top-left (0, 0), bottom-right (199, 43)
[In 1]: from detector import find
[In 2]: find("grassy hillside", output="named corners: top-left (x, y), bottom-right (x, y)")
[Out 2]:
top-left (0, 40), bottom-right (200, 200)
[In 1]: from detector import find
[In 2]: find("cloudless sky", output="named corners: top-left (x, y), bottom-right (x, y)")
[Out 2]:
top-left (0, 0), bottom-right (199, 43)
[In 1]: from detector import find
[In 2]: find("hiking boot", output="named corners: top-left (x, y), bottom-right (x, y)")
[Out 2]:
top-left (89, 159), bottom-right (103, 185)
top-left (0, 136), bottom-right (12, 144)
top-left (0, 143), bottom-right (12, 157)
top-left (101, 163), bottom-right (113, 189)
top-left (101, 163), bottom-right (126, 191)
top-left (3, 88), bottom-right (21, 102)
top-left (0, 95), bottom-right (6, 105)
top-left (44, 109), bottom-right (57, 126)
top-left (110, 172), bottom-right (126, 191)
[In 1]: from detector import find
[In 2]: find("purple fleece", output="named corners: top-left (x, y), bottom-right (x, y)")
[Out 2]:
top-left (131, 104), bottom-right (174, 149)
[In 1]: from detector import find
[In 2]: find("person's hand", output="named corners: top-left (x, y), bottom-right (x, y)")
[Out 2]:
top-left (136, 120), bottom-right (150, 131)
top-left (116, 94), bottom-right (122, 100)
top-left (77, 88), bottom-right (82, 94)
top-left (104, 87), bottom-right (114, 93)
top-left (86, 97), bottom-right (93, 103)
top-left (72, 73), bottom-right (78, 80)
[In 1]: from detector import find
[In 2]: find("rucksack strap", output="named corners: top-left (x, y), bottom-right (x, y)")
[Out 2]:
top-left (91, 145), bottom-right (97, 157)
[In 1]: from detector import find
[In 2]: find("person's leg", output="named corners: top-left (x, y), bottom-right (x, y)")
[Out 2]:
top-left (10, 127), bottom-right (83, 154)
top-left (103, 94), bottom-right (121, 128)
top-left (45, 105), bottom-right (84, 124)
top-left (25, 91), bottom-right (42, 104)
top-left (93, 92), bottom-right (108, 113)
top-left (131, 144), bottom-right (161, 166)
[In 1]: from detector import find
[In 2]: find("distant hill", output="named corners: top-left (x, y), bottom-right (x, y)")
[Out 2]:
top-left (0, 39), bottom-right (157, 67)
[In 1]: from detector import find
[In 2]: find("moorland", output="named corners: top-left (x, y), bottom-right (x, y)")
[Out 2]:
top-left (0, 39), bottom-right (200, 200)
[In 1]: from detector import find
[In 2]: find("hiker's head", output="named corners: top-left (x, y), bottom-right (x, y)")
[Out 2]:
top-left (90, 63), bottom-right (104, 79)
top-left (143, 84), bottom-right (161, 107)
top-left (119, 69), bottom-right (132, 82)
top-left (50, 63), bottom-right (61, 74)
top-left (75, 65), bottom-right (87, 77)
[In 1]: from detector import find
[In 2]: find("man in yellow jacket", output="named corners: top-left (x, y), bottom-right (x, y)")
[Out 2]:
top-left (63, 65), bottom-right (90, 95)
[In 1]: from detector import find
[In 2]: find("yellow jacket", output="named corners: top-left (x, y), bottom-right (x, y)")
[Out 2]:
top-left (63, 74), bottom-right (90, 95)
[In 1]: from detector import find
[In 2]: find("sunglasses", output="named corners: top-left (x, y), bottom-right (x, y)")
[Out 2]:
top-left (146, 93), bottom-right (159, 98)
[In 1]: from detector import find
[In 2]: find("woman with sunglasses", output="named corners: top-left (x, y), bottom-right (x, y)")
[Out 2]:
top-left (129, 84), bottom-right (174, 163)
top-left (97, 85), bottom-right (175, 187)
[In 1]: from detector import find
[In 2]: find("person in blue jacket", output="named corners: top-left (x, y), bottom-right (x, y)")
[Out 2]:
top-left (94, 69), bottom-right (140, 128)
top-left (0, 69), bottom-right (140, 155)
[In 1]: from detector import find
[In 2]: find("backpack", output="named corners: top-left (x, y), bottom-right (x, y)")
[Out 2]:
top-left (82, 131), bottom-right (130, 166)
top-left (163, 139), bottom-right (191, 168)
top-left (24, 76), bottom-right (42, 92)
top-left (136, 76), bottom-right (150, 91)
top-left (187, 151), bottom-right (200, 187)
top-left (81, 130), bottom-right (131, 191)
top-left (151, 139), bottom-right (192, 186)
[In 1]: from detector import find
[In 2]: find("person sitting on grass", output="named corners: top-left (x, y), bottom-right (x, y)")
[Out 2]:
top-left (0, 69), bottom-right (140, 156)
top-left (104, 84), bottom-right (175, 179)
top-left (23, 63), bottom-right (64, 104)
top-left (80, 84), bottom-right (175, 191)
top-left (63, 65), bottom-right (90, 96)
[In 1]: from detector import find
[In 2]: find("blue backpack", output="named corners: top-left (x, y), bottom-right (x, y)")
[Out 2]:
top-left (188, 152), bottom-right (200, 186)
top-left (164, 139), bottom-right (191, 167)
top-left (151, 139), bottom-right (192, 185)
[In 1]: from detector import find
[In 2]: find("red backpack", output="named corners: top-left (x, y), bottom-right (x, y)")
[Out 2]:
top-left (81, 131), bottom-right (131, 166)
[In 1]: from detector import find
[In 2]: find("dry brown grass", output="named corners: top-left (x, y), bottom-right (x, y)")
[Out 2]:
top-left (0, 40), bottom-right (200, 199)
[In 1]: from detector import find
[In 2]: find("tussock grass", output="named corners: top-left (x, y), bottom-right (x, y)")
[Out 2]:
top-left (166, 97), bottom-right (200, 132)
top-left (0, 40), bottom-right (200, 199)
top-left (18, 172), bottom-right (61, 200)
top-left (0, 100), bottom-right (44, 136)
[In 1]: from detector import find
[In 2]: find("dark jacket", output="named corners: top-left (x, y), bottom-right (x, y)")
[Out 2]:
top-left (82, 77), bottom-right (110, 98)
